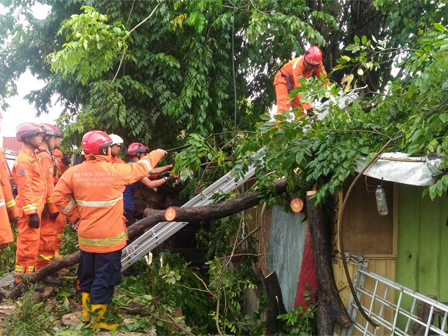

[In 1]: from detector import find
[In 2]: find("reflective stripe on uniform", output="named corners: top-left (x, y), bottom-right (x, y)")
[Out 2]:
top-left (38, 254), bottom-right (53, 261)
top-left (47, 197), bottom-right (53, 204)
top-left (60, 198), bottom-right (75, 214)
top-left (22, 203), bottom-right (37, 212)
top-left (76, 195), bottom-right (123, 208)
top-left (78, 230), bottom-right (128, 248)
top-left (15, 265), bottom-right (24, 273)
top-left (26, 266), bottom-right (35, 274)
top-left (138, 159), bottom-right (151, 172)
top-left (292, 57), bottom-right (303, 70)
top-left (6, 199), bottom-right (16, 208)
top-left (57, 233), bottom-right (64, 239)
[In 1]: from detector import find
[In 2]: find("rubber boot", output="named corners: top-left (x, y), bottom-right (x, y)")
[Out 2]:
top-left (81, 292), bottom-right (91, 322)
top-left (90, 303), bottom-right (119, 331)
top-left (53, 251), bottom-right (63, 261)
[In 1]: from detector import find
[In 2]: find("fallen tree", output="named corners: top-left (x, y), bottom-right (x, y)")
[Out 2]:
top-left (6, 178), bottom-right (288, 299)
top-left (5, 177), bottom-right (353, 335)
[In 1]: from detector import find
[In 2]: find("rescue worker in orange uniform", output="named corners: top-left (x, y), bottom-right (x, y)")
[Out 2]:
top-left (273, 45), bottom-right (329, 116)
top-left (0, 147), bottom-right (19, 252)
top-left (12, 123), bottom-right (49, 290)
top-left (53, 136), bottom-right (70, 176)
top-left (52, 130), bottom-right (167, 330)
top-left (123, 142), bottom-right (173, 225)
top-left (35, 123), bottom-right (62, 286)
top-left (109, 134), bottom-right (126, 164)
top-left (52, 130), bottom-right (69, 261)
top-left (0, 148), bottom-right (18, 304)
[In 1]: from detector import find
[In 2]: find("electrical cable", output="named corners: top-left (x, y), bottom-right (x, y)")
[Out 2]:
top-left (232, 0), bottom-right (237, 141)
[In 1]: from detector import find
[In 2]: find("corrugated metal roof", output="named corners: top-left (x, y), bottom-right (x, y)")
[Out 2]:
top-left (3, 137), bottom-right (21, 152)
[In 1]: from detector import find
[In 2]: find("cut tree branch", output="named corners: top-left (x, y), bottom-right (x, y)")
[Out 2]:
top-left (6, 178), bottom-right (288, 299)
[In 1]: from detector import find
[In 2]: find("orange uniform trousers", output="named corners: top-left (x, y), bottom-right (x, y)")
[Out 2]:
top-left (35, 214), bottom-right (58, 270)
top-left (54, 212), bottom-right (66, 253)
top-left (15, 206), bottom-right (44, 274)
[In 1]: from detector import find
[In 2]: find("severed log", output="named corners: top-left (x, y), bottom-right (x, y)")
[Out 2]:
top-left (263, 271), bottom-right (287, 335)
top-left (164, 179), bottom-right (288, 222)
top-left (306, 191), bottom-right (352, 334)
top-left (7, 179), bottom-right (288, 299)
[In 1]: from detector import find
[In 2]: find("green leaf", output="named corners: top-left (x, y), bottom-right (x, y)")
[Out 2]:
top-left (433, 23), bottom-right (445, 32)
top-left (338, 55), bottom-right (351, 63)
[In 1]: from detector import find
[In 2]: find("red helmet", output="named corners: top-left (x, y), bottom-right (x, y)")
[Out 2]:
top-left (81, 130), bottom-right (112, 155)
top-left (304, 46), bottom-right (323, 66)
top-left (16, 122), bottom-right (46, 142)
top-left (39, 123), bottom-right (61, 137)
top-left (127, 142), bottom-right (149, 156)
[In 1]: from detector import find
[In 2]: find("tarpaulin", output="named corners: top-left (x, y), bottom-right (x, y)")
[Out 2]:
top-left (356, 153), bottom-right (444, 186)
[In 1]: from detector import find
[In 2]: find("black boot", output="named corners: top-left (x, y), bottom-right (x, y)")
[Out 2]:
top-left (35, 282), bottom-right (45, 293)
top-left (42, 275), bottom-right (62, 287)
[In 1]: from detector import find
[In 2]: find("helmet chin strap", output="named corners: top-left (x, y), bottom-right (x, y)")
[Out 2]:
top-left (24, 137), bottom-right (39, 150)
top-left (43, 135), bottom-right (52, 150)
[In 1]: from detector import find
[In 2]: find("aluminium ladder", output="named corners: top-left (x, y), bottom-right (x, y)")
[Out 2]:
top-left (121, 91), bottom-right (359, 271)
top-left (121, 152), bottom-right (262, 270)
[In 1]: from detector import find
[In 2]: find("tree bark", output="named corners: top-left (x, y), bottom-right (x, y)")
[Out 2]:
top-left (164, 179), bottom-right (288, 223)
top-left (306, 191), bottom-right (352, 334)
top-left (6, 179), bottom-right (288, 299)
top-left (263, 271), bottom-right (287, 335)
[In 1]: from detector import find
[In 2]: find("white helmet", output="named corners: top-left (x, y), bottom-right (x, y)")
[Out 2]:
top-left (109, 134), bottom-right (124, 146)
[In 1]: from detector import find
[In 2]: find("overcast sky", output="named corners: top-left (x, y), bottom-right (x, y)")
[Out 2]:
top-left (1, 72), bottom-right (63, 137)
top-left (0, 3), bottom-right (61, 137)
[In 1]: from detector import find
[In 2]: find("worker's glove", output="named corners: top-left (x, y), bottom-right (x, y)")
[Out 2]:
top-left (61, 155), bottom-right (71, 166)
top-left (50, 212), bottom-right (60, 220)
top-left (28, 213), bottom-right (40, 229)
top-left (10, 216), bottom-right (19, 226)
top-left (42, 204), bottom-right (49, 218)
top-left (164, 176), bottom-right (176, 184)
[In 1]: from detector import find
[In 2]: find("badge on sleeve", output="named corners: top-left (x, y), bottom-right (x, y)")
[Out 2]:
top-left (18, 168), bottom-right (26, 176)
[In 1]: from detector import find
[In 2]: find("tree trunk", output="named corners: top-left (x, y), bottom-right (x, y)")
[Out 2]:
top-left (263, 271), bottom-right (287, 335)
top-left (6, 179), bottom-right (288, 299)
top-left (164, 179), bottom-right (288, 223)
top-left (306, 191), bottom-right (352, 334)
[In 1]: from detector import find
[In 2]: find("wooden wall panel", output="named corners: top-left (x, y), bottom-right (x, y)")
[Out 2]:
top-left (333, 259), bottom-right (396, 336)
top-left (342, 177), bottom-right (394, 255)
top-left (397, 184), bottom-right (448, 302)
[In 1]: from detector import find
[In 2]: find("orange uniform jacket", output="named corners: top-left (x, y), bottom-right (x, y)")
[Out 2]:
top-left (110, 156), bottom-right (126, 164)
top-left (53, 148), bottom-right (69, 176)
top-left (37, 149), bottom-right (59, 214)
top-left (0, 148), bottom-right (17, 246)
top-left (52, 151), bottom-right (163, 253)
top-left (274, 56), bottom-right (329, 114)
top-left (12, 145), bottom-right (48, 216)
